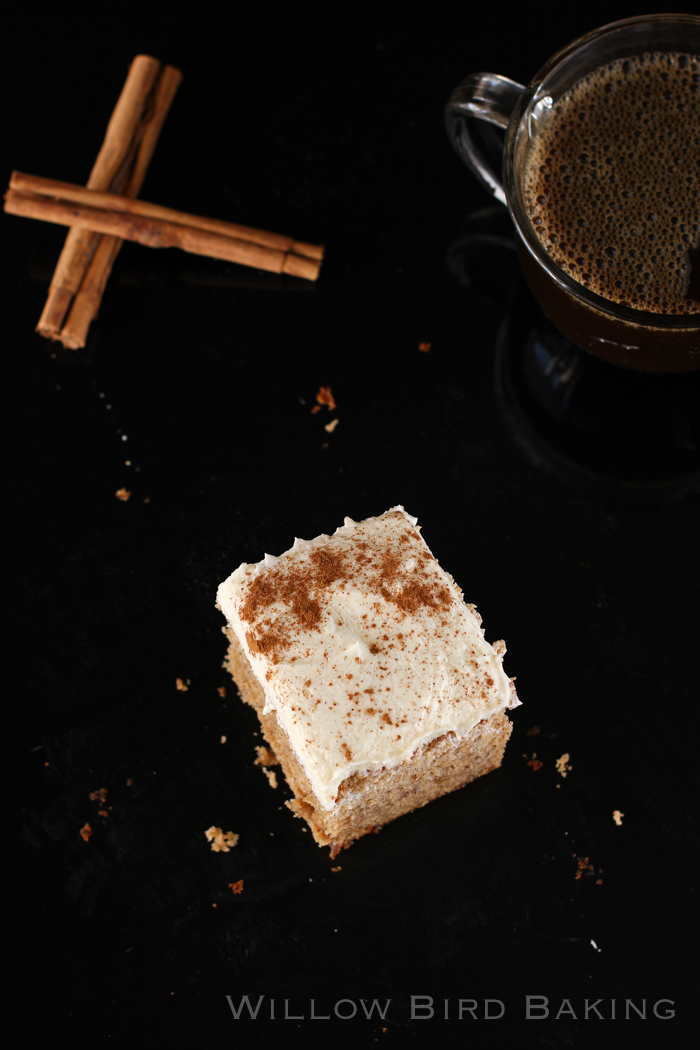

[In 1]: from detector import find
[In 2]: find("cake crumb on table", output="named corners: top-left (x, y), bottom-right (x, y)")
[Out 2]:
top-left (612, 810), bottom-right (624, 825)
top-left (574, 854), bottom-right (602, 882)
top-left (115, 487), bottom-right (131, 501)
top-left (176, 678), bottom-right (190, 691)
top-left (254, 745), bottom-right (279, 766)
top-left (526, 753), bottom-right (543, 771)
top-left (80, 822), bottom-right (92, 841)
top-left (205, 827), bottom-right (239, 852)
top-left (574, 855), bottom-right (594, 879)
top-left (262, 768), bottom-right (278, 789)
top-left (229, 880), bottom-right (244, 894)
top-left (315, 385), bottom-right (336, 410)
top-left (324, 418), bottom-right (339, 433)
top-left (556, 753), bottom-right (572, 777)
top-left (218, 686), bottom-right (227, 697)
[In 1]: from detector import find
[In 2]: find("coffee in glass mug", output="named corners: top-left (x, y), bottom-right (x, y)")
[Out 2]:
top-left (445, 15), bottom-right (700, 371)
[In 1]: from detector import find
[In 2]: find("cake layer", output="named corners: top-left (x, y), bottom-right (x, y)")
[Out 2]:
top-left (223, 628), bottom-right (513, 856)
top-left (216, 507), bottom-right (519, 810)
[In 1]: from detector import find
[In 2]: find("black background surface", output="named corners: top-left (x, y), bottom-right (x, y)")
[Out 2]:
top-left (7, 3), bottom-right (699, 1047)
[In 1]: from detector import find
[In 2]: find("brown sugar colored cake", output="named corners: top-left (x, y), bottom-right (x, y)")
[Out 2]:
top-left (216, 507), bottom-right (520, 856)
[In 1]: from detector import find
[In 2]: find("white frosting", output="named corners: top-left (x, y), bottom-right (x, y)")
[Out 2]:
top-left (217, 507), bottom-right (519, 810)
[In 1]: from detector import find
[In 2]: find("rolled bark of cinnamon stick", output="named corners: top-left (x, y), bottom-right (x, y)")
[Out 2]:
top-left (36, 55), bottom-right (162, 341)
top-left (5, 190), bottom-right (323, 281)
top-left (60, 65), bottom-right (183, 349)
top-left (11, 172), bottom-right (324, 259)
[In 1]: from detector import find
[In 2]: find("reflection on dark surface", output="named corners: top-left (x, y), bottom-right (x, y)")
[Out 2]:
top-left (447, 208), bottom-right (700, 503)
top-left (445, 206), bottom-right (518, 306)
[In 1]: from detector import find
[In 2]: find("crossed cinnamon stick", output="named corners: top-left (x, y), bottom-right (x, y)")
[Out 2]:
top-left (4, 55), bottom-right (324, 349)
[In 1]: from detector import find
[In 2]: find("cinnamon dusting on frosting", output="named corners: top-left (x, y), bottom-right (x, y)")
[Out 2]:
top-left (239, 548), bottom-right (350, 661)
top-left (237, 515), bottom-right (454, 664)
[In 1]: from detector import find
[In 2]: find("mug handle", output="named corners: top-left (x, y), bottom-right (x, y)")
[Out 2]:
top-left (444, 74), bottom-right (525, 206)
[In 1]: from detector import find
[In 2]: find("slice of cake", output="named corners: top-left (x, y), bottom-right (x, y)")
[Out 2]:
top-left (216, 507), bottom-right (520, 856)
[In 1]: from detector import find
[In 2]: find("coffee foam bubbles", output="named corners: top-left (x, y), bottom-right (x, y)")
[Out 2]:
top-left (523, 52), bottom-right (700, 314)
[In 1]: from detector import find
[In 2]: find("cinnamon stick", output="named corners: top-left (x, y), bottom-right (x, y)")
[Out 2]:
top-left (60, 65), bottom-right (183, 349)
top-left (10, 172), bottom-right (323, 259)
top-left (4, 189), bottom-right (323, 280)
top-left (36, 55), bottom-right (162, 340)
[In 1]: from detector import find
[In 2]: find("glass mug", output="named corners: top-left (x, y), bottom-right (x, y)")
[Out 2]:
top-left (445, 14), bottom-right (700, 371)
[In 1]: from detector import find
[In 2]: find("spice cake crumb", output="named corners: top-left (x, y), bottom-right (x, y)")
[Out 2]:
top-left (262, 768), bottom-right (278, 789)
top-left (205, 827), bottom-right (239, 852)
top-left (254, 745), bottom-right (279, 766)
top-left (316, 385), bottom-right (336, 410)
top-left (556, 753), bottom-right (572, 778)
